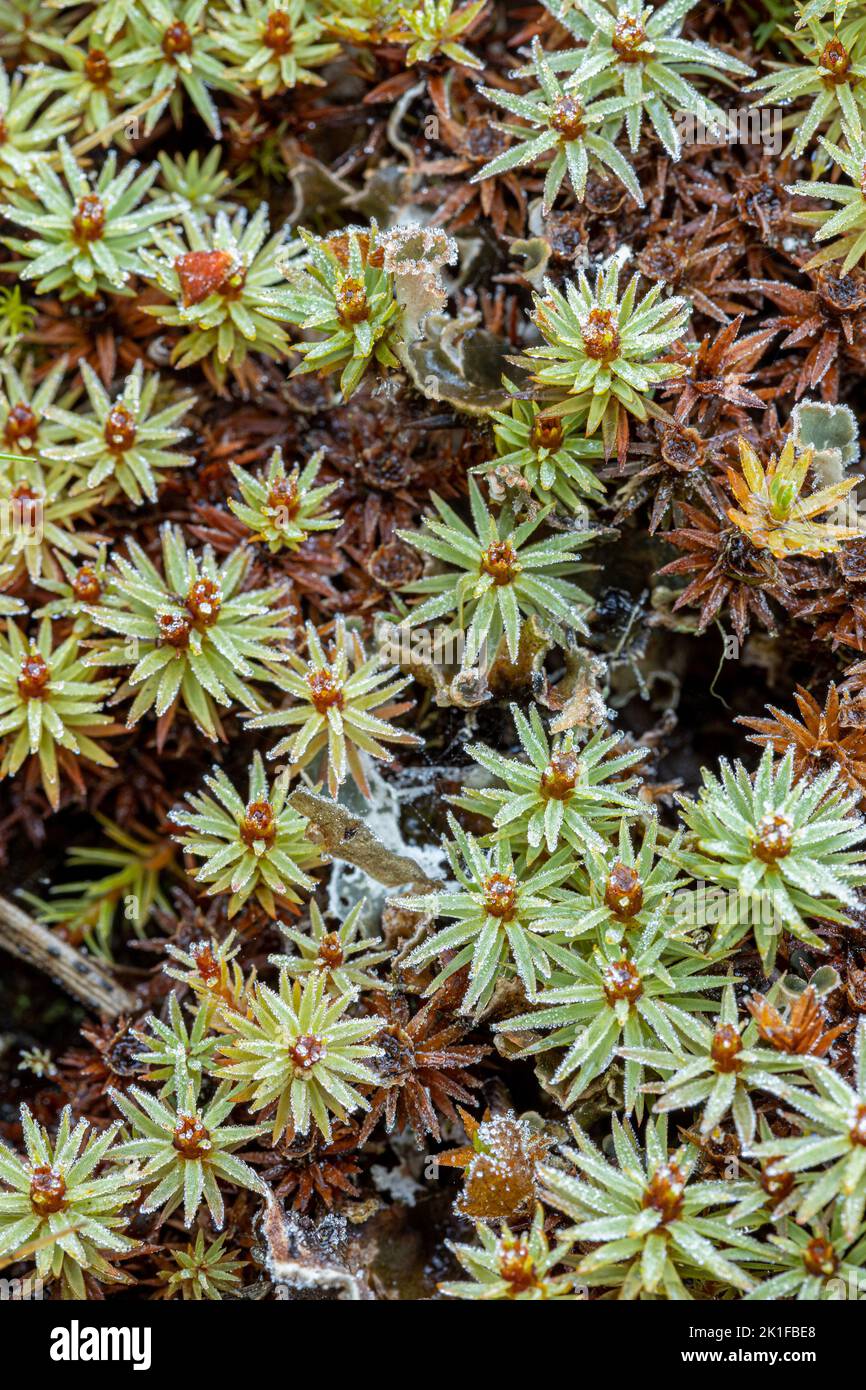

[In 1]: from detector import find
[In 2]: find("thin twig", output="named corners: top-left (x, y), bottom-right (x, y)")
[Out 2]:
top-left (0, 894), bottom-right (137, 1017)
top-left (58, 90), bottom-right (172, 164)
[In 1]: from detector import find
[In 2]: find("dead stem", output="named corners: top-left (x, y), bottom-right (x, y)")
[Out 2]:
top-left (0, 894), bottom-right (136, 1017)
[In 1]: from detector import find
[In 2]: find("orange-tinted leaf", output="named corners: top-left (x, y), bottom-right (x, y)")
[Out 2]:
top-left (175, 250), bottom-right (234, 307)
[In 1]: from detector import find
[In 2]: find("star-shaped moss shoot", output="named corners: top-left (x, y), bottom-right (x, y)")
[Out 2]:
top-left (34, 546), bottom-right (111, 634)
top-left (28, 28), bottom-right (139, 144)
top-left (3, 139), bottom-right (175, 299)
top-left (228, 446), bottom-right (340, 554)
top-left (726, 435), bottom-right (862, 559)
top-left (620, 982), bottom-right (813, 1147)
top-left (247, 616), bottom-right (420, 799)
top-left (439, 1205), bottom-right (580, 1300)
top-left (280, 222), bottom-right (403, 399)
top-left (393, 0), bottom-right (485, 67)
top-left (170, 752), bottom-right (321, 917)
top-left (0, 66), bottom-right (77, 188)
top-left (538, 1113), bottom-right (765, 1298)
top-left (536, 0), bottom-right (753, 160)
top-left (214, 970), bottom-right (382, 1142)
top-left (499, 927), bottom-right (729, 1113)
top-left (791, 121), bottom-right (866, 274)
top-left (84, 524), bottom-right (294, 741)
top-left (522, 256), bottom-right (690, 446)
top-left (747, 18), bottom-right (866, 162)
top-left (746, 1210), bottom-right (866, 1302)
top-left (566, 817), bottom-right (690, 950)
top-left (110, 1076), bottom-right (267, 1228)
top-left (163, 931), bottom-right (251, 1018)
top-left (0, 456), bottom-right (102, 586)
top-left (0, 616), bottom-right (117, 809)
top-left (215, 0), bottom-right (341, 97)
top-left (748, 1020), bottom-right (866, 1239)
top-left (397, 813), bottom-right (588, 1013)
top-left (156, 1228), bottom-right (245, 1300)
top-left (139, 205), bottom-right (299, 385)
top-left (397, 476), bottom-right (594, 668)
top-left (134, 990), bottom-right (221, 1097)
top-left (450, 702), bottom-right (646, 861)
top-left (42, 360), bottom-right (193, 506)
top-left (20, 813), bottom-right (180, 958)
top-left (270, 898), bottom-right (393, 996)
top-left (119, 0), bottom-right (240, 138)
top-left (472, 38), bottom-right (640, 213)
top-left (0, 354), bottom-right (75, 463)
top-left (0, 1104), bottom-right (140, 1299)
top-left (673, 746), bottom-right (866, 972)
top-left (480, 388), bottom-right (606, 511)
top-left (154, 147), bottom-right (234, 216)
